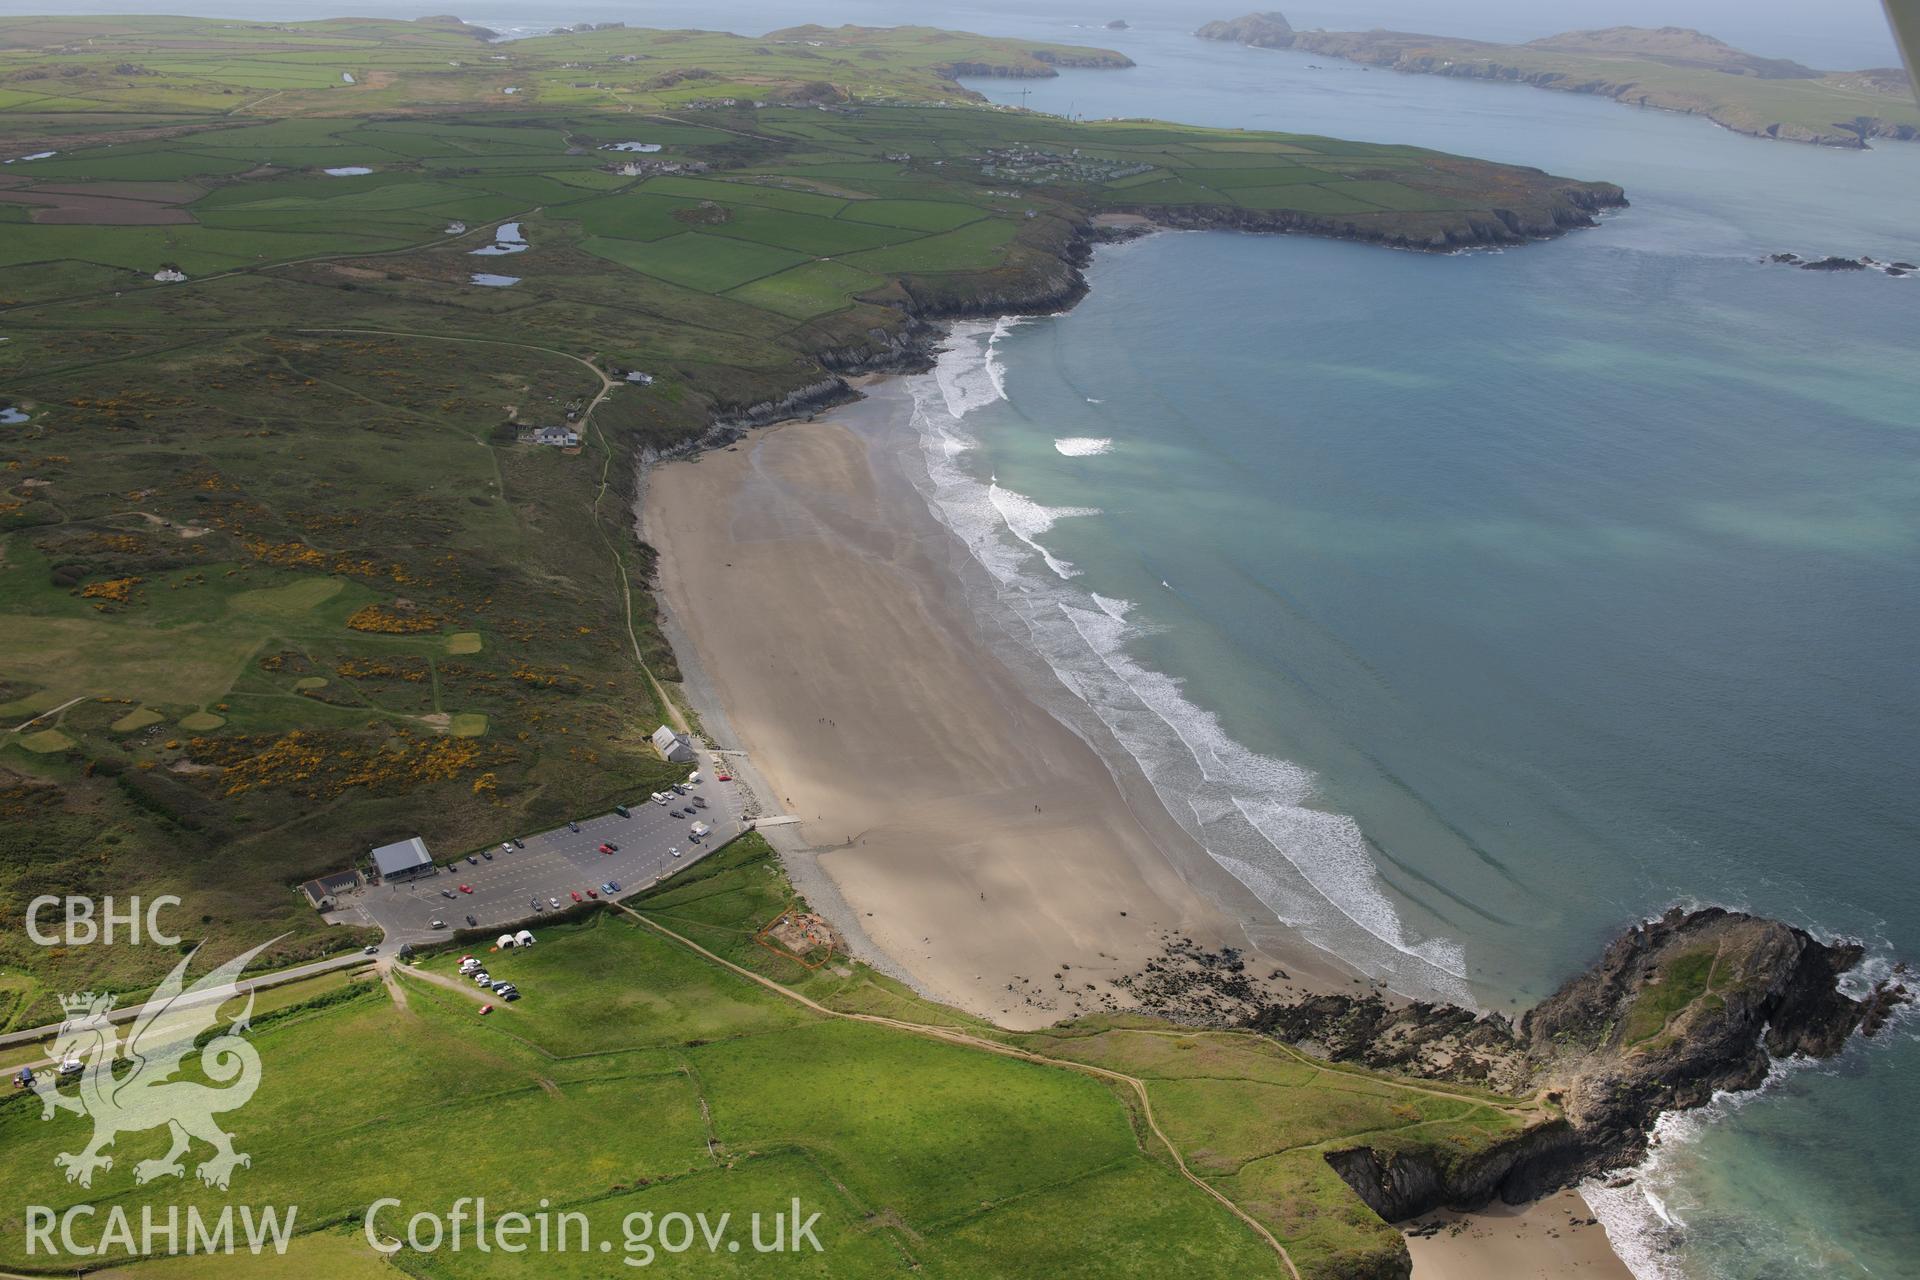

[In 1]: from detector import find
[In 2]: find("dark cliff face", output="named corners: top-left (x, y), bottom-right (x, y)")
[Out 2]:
top-left (1517, 908), bottom-right (1877, 1162)
top-left (1298, 907), bottom-right (1910, 1224)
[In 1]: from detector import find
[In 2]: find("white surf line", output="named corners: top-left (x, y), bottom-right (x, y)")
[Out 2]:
top-left (9, 694), bottom-right (88, 734)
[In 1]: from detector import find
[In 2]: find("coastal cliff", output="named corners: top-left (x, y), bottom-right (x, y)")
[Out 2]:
top-left (1113, 903), bottom-right (1905, 1274)
top-left (1119, 178), bottom-right (1624, 251)
top-left (1196, 14), bottom-right (1920, 147)
top-left (1254, 908), bottom-right (1909, 1226)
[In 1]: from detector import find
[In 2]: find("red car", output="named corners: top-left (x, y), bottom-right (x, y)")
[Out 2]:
top-left (597, 842), bottom-right (614, 854)
top-left (570, 891), bottom-right (582, 903)
top-left (716, 773), bottom-right (732, 782)
top-left (586, 889), bottom-right (599, 899)
top-left (458, 884), bottom-right (473, 894)
top-left (479, 1004), bottom-right (493, 1016)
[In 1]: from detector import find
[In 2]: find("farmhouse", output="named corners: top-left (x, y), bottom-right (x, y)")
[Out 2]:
top-left (651, 724), bottom-right (696, 763)
top-left (526, 425), bottom-right (581, 448)
top-left (153, 267), bottom-right (186, 283)
top-left (370, 836), bottom-right (435, 882)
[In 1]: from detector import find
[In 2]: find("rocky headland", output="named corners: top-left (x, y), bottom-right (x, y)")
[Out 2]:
top-left (1196, 13), bottom-right (1920, 148)
top-left (1120, 906), bottom-right (1909, 1227)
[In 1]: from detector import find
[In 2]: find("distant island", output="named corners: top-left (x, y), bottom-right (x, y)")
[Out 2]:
top-left (1197, 12), bottom-right (1920, 148)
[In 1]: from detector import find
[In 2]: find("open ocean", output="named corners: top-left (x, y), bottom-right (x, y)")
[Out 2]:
top-left (5, 0), bottom-right (1914, 1272)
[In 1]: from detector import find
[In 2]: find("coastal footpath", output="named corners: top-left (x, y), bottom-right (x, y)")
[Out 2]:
top-left (1197, 12), bottom-right (1920, 148)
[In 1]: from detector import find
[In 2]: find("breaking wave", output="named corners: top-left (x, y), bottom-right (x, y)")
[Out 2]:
top-left (1054, 437), bottom-right (1115, 456)
top-left (903, 322), bottom-right (1472, 1003)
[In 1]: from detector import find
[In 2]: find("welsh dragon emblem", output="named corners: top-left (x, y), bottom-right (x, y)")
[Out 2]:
top-left (32, 939), bottom-right (276, 1190)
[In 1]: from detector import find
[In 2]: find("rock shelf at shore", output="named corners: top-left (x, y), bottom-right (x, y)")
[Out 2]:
top-left (1115, 905), bottom-right (1909, 1225)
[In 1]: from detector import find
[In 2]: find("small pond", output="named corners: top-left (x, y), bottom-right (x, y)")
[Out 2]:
top-left (470, 222), bottom-right (529, 256)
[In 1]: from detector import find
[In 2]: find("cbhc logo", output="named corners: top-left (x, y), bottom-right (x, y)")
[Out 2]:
top-left (24, 896), bottom-right (182, 947)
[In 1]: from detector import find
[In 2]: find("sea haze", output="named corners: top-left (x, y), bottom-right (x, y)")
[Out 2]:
top-left (922, 28), bottom-right (1920, 1280)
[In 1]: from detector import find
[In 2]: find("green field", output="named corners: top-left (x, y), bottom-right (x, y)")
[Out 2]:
top-left (0, 835), bottom-right (1546, 1279)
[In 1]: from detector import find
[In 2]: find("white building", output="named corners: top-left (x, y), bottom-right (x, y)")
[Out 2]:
top-left (651, 724), bottom-right (695, 763)
top-left (153, 268), bottom-right (187, 283)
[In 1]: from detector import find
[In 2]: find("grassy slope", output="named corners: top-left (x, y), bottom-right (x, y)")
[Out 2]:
top-left (0, 834), bottom-right (1550, 1279)
top-left (0, 18), bottom-right (1621, 1023)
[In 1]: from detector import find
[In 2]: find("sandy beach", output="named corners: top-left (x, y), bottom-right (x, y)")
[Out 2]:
top-left (1406, 1190), bottom-right (1636, 1280)
top-left (641, 377), bottom-right (1638, 1279)
top-left (642, 380), bottom-right (1364, 1030)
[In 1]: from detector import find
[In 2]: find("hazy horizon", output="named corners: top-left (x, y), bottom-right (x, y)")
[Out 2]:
top-left (0, 0), bottom-right (1901, 69)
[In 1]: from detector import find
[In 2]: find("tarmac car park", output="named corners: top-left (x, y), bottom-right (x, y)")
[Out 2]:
top-left (346, 771), bottom-right (740, 945)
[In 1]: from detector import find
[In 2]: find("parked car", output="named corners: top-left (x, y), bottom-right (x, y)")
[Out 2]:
top-left (614, 804), bottom-right (631, 818)
top-left (586, 889), bottom-right (599, 900)
top-left (472, 972), bottom-right (491, 987)
top-left (430, 919), bottom-right (447, 930)
top-left (672, 783), bottom-right (688, 795)
top-left (597, 842), bottom-right (615, 854)
top-left (441, 889), bottom-right (456, 900)
top-left (364, 944), bottom-right (379, 955)
top-left (500, 843), bottom-right (514, 855)
top-left (570, 891), bottom-right (582, 903)
top-left (601, 881), bottom-right (619, 894)
top-left (511, 838), bottom-right (526, 850)
top-left (669, 809), bottom-right (683, 818)
top-left (692, 796), bottom-right (707, 809)
top-left (479, 1004), bottom-right (493, 1016)
top-left (549, 897), bottom-right (561, 909)
top-left (465, 914), bottom-right (477, 927)
top-left (529, 897), bottom-right (541, 909)
top-left (466, 854), bottom-right (478, 865)
top-left (490, 979), bottom-right (512, 992)
top-left (669, 847), bottom-right (682, 859)
top-left (652, 793), bottom-right (669, 806)
top-left (458, 884), bottom-right (473, 894)
top-left (566, 821), bottom-right (581, 834)
top-left (500, 989), bottom-right (520, 1003)
top-left (715, 773), bottom-right (732, 782)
